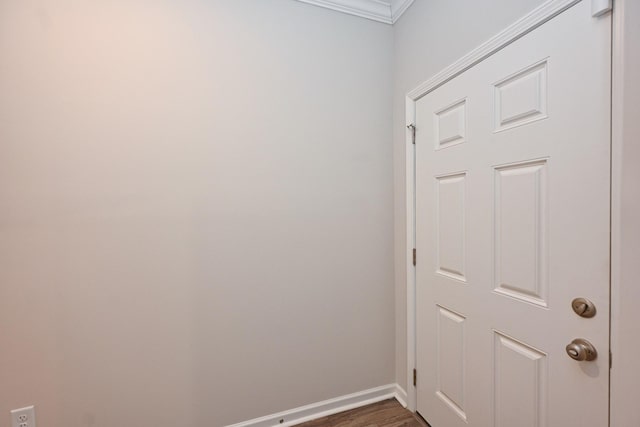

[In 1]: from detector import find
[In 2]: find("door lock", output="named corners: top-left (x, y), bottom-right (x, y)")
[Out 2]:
top-left (566, 338), bottom-right (598, 361)
top-left (571, 297), bottom-right (596, 318)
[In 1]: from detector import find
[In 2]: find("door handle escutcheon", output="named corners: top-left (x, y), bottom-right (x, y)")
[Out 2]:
top-left (566, 338), bottom-right (598, 361)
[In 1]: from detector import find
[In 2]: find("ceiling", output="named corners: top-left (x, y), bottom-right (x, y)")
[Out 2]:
top-left (294, 0), bottom-right (415, 24)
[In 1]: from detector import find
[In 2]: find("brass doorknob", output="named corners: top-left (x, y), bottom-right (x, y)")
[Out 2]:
top-left (566, 338), bottom-right (598, 361)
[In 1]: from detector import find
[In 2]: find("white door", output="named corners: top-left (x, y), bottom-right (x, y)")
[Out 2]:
top-left (415, 2), bottom-right (611, 426)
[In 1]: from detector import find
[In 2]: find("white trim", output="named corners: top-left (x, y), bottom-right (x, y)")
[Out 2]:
top-left (394, 384), bottom-right (408, 408)
top-left (405, 97), bottom-right (417, 412)
top-left (295, 0), bottom-right (392, 24)
top-left (293, 0), bottom-right (414, 24)
top-left (390, 0), bottom-right (415, 23)
top-left (610, 0), bottom-right (640, 425)
top-left (404, 0), bottom-right (587, 415)
top-left (225, 384), bottom-right (403, 427)
top-left (406, 0), bottom-right (580, 100)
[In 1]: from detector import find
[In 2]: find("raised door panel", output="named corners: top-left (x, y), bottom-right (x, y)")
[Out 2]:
top-left (435, 99), bottom-right (467, 149)
top-left (494, 160), bottom-right (548, 307)
top-left (436, 173), bottom-right (466, 282)
top-left (494, 332), bottom-right (547, 427)
top-left (436, 306), bottom-right (467, 421)
top-left (494, 61), bottom-right (548, 132)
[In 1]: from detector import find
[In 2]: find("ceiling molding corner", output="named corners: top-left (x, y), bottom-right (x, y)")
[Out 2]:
top-left (390, 0), bottom-right (415, 23)
top-left (295, 0), bottom-right (414, 24)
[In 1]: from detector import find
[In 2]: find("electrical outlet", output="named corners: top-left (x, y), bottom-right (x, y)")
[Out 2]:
top-left (10, 406), bottom-right (35, 427)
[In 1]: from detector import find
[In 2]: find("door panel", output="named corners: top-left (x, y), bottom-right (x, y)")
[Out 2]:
top-left (436, 173), bottom-right (466, 282)
top-left (435, 305), bottom-right (467, 421)
top-left (493, 332), bottom-right (547, 427)
top-left (415, 2), bottom-right (611, 426)
top-left (494, 159), bottom-right (548, 306)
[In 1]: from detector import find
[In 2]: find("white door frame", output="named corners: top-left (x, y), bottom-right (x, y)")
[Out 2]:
top-left (609, 0), bottom-right (640, 425)
top-left (404, 0), bottom-right (637, 423)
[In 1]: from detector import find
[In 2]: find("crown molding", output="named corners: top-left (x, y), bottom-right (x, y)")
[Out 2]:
top-left (390, 0), bottom-right (414, 23)
top-left (295, 0), bottom-right (414, 24)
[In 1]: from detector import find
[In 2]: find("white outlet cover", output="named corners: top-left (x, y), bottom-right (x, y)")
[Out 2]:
top-left (10, 406), bottom-right (35, 427)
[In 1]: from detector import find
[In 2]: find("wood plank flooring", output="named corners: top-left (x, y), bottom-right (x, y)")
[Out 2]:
top-left (293, 399), bottom-right (429, 427)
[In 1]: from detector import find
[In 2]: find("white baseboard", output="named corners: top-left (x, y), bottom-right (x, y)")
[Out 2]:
top-left (225, 383), bottom-right (406, 427)
top-left (393, 384), bottom-right (408, 408)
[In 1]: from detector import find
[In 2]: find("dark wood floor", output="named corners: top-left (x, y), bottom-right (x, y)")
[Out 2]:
top-left (293, 399), bottom-right (429, 427)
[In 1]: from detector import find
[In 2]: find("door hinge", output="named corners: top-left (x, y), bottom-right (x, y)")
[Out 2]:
top-left (413, 368), bottom-right (417, 387)
top-left (412, 248), bottom-right (416, 266)
top-left (407, 124), bottom-right (416, 144)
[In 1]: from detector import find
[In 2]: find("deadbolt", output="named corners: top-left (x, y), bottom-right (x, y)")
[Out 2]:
top-left (571, 297), bottom-right (596, 318)
top-left (566, 338), bottom-right (598, 361)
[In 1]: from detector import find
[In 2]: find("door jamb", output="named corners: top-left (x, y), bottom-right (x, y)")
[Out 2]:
top-left (609, 0), bottom-right (639, 425)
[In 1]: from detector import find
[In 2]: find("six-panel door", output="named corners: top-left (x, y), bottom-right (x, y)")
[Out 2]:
top-left (415, 2), bottom-right (611, 426)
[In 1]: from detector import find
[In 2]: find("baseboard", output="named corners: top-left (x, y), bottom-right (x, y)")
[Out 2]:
top-left (393, 384), bottom-right (408, 408)
top-left (225, 383), bottom-right (405, 427)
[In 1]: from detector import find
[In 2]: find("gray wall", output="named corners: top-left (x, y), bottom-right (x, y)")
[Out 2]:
top-left (0, 1), bottom-right (394, 426)
top-left (392, 0), bottom-right (548, 392)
